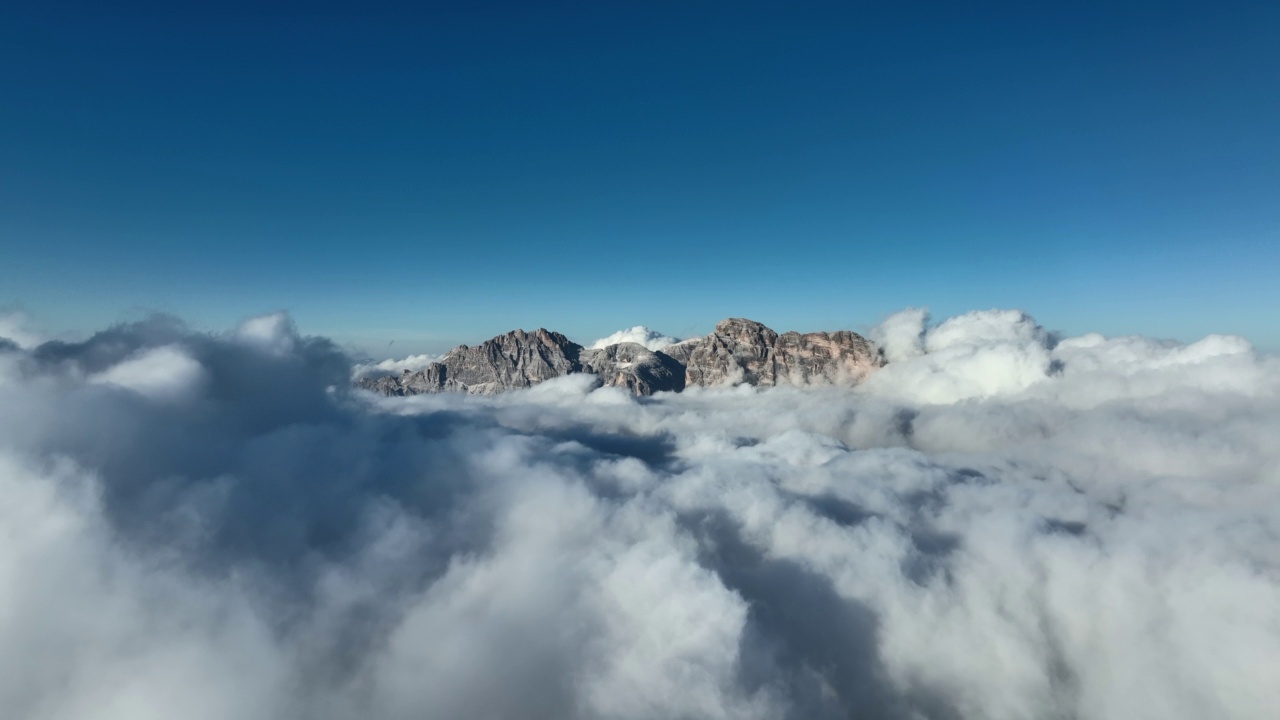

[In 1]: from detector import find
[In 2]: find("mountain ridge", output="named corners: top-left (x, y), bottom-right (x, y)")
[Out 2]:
top-left (358, 318), bottom-right (882, 397)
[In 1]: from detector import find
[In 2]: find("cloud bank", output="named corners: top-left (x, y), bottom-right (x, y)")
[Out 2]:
top-left (0, 309), bottom-right (1277, 719)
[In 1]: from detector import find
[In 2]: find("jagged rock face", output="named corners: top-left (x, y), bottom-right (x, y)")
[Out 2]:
top-left (359, 328), bottom-right (583, 396)
top-left (684, 318), bottom-right (880, 388)
top-left (581, 342), bottom-right (686, 396)
top-left (772, 329), bottom-right (879, 385)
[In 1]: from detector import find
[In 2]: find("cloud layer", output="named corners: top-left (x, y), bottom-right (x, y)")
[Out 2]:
top-left (0, 309), bottom-right (1277, 719)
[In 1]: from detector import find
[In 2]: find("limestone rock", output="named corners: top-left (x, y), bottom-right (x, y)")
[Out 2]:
top-left (685, 318), bottom-right (778, 387)
top-left (684, 318), bottom-right (879, 388)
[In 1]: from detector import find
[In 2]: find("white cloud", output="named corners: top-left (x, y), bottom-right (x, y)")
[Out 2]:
top-left (235, 312), bottom-right (296, 355)
top-left (870, 307), bottom-right (927, 364)
top-left (589, 326), bottom-right (680, 351)
top-left (89, 345), bottom-right (205, 400)
top-left (864, 309), bottom-right (1056, 403)
top-left (0, 308), bottom-right (1277, 719)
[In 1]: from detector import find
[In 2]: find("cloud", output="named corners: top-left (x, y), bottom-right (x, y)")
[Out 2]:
top-left (234, 311), bottom-right (297, 356)
top-left (0, 308), bottom-right (1277, 719)
top-left (0, 312), bottom-right (43, 349)
top-left (589, 326), bottom-right (680, 351)
top-left (869, 307), bottom-right (927, 364)
top-left (89, 344), bottom-right (206, 400)
top-left (864, 309), bottom-right (1055, 403)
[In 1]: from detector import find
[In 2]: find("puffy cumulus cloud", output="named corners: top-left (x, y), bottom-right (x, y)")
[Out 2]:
top-left (865, 309), bottom-right (1055, 403)
top-left (1, 308), bottom-right (1278, 719)
top-left (869, 307), bottom-right (927, 364)
top-left (235, 311), bottom-right (297, 355)
top-left (589, 326), bottom-right (680, 351)
top-left (351, 353), bottom-right (442, 381)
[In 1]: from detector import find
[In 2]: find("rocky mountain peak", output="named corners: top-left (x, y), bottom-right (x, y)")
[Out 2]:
top-left (580, 342), bottom-right (686, 396)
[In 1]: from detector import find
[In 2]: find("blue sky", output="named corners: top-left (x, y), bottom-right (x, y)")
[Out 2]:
top-left (2, 1), bottom-right (1278, 356)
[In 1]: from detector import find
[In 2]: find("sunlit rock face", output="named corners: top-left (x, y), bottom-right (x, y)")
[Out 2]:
top-left (360, 318), bottom-right (881, 397)
top-left (684, 318), bottom-right (881, 388)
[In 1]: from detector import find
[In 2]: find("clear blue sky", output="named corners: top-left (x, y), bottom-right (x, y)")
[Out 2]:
top-left (3, 1), bottom-right (1278, 355)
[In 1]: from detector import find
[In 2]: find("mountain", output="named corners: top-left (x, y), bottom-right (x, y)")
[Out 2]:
top-left (358, 328), bottom-right (582, 396)
top-left (358, 318), bottom-right (881, 397)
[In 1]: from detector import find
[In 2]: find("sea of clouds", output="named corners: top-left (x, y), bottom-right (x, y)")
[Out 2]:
top-left (0, 308), bottom-right (1276, 720)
